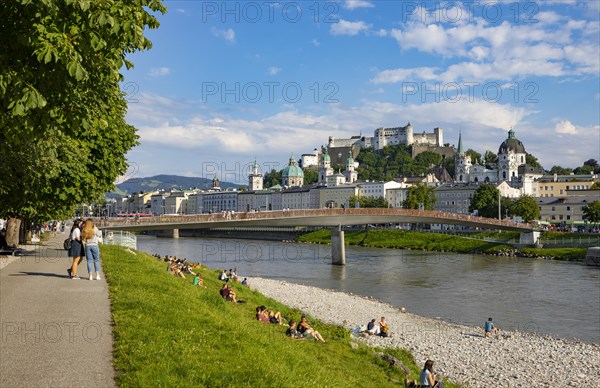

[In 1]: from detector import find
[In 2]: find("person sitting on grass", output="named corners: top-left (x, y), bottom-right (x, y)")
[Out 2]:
top-left (241, 277), bottom-right (250, 288)
top-left (192, 274), bottom-right (205, 288)
top-left (219, 270), bottom-right (228, 282)
top-left (420, 359), bottom-right (444, 387)
top-left (484, 317), bottom-right (499, 338)
top-left (256, 306), bottom-right (270, 323)
top-left (219, 284), bottom-right (237, 303)
top-left (268, 309), bottom-right (283, 325)
top-left (285, 321), bottom-right (305, 340)
top-left (298, 315), bottom-right (325, 342)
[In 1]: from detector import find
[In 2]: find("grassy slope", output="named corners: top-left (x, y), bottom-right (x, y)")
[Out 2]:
top-left (298, 230), bottom-right (587, 260)
top-left (102, 245), bottom-right (459, 387)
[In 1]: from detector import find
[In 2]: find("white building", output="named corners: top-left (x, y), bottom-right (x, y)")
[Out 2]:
top-left (328, 123), bottom-right (443, 151)
top-left (202, 190), bottom-right (238, 213)
top-left (358, 181), bottom-right (402, 199)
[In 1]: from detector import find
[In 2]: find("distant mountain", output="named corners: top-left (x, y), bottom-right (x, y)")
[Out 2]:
top-left (107, 175), bottom-right (240, 198)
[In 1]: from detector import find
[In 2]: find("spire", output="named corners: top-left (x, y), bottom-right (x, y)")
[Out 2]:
top-left (457, 131), bottom-right (464, 155)
top-left (508, 127), bottom-right (515, 139)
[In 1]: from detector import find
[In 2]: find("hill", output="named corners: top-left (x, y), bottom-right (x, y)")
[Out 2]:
top-left (108, 174), bottom-right (239, 197)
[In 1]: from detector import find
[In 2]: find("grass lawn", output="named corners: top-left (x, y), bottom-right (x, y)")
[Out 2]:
top-left (102, 245), bottom-right (459, 387)
top-left (299, 229), bottom-right (512, 254)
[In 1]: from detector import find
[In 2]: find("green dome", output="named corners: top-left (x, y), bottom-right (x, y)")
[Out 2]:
top-left (282, 154), bottom-right (304, 178)
top-left (346, 155), bottom-right (354, 165)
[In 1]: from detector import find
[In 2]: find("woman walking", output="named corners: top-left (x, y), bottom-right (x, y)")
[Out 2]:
top-left (82, 218), bottom-right (103, 280)
top-left (68, 220), bottom-right (85, 279)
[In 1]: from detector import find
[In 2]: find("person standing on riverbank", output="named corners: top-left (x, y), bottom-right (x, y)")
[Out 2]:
top-left (83, 219), bottom-right (103, 280)
top-left (68, 220), bottom-right (85, 279)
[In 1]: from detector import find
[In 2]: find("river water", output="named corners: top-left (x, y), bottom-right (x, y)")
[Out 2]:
top-left (137, 235), bottom-right (600, 343)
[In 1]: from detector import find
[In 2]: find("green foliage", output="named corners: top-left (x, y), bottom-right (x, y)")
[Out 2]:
top-left (469, 184), bottom-right (500, 218)
top-left (508, 195), bottom-right (540, 222)
top-left (303, 168), bottom-right (318, 185)
top-left (465, 149), bottom-right (481, 163)
top-left (349, 195), bottom-right (389, 208)
top-left (520, 247), bottom-right (587, 261)
top-left (525, 154), bottom-right (543, 168)
top-left (403, 184), bottom-right (437, 210)
top-left (101, 245), bottom-right (435, 386)
top-left (591, 182), bottom-right (600, 190)
top-left (582, 201), bottom-right (600, 223)
top-left (355, 145), bottom-right (449, 181)
top-left (0, 0), bottom-right (166, 223)
top-left (548, 166), bottom-right (573, 175)
top-left (483, 150), bottom-right (498, 164)
top-left (263, 169), bottom-right (282, 188)
top-left (573, 165), bottom-right (594, 175)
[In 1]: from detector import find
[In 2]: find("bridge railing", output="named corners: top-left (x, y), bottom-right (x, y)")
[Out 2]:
top-left (95, 208), bottom-right (532, 230)
top-left (102, 230), bottom-right (137, 250)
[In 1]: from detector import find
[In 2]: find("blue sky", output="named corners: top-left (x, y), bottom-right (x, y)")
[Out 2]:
top-left (121, 0), bottom-right (600, 184)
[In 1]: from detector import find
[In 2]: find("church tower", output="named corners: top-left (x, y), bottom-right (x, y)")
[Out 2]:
top-left (344, 155), bottom-right (358, 183)
top-left (497, 128), bottom-right (526, 183)
top-left (318, 147), bottom-right (334, 184)
top-left (248, 159), bottom-right (263, 191)
top-left (455, 132), bottom-right (472, 183)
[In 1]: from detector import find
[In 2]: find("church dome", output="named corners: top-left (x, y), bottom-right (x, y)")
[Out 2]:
top-left (498, 129), bottom-right (526, 154)
top-left (282, 154), bottom-right (304, 178)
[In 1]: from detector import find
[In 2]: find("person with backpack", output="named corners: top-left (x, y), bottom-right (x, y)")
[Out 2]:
top-left (67, 220), bottom-right (85, 279)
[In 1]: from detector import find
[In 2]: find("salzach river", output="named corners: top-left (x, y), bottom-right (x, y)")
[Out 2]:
top-left (137, 235), bottom-right (600, 343)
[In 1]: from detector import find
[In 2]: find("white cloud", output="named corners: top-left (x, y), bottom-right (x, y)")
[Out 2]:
top-left (371, 67), bottom-right (440, 84)
top-left (330, 19), bottom-right (370, 36)
top-left (211, 27), bottom-right (236, 43)
top-left (555, 120), bottom-right (578, 134)
top-left (311, 38), bottom-right (320, 47)
top-left (148, 67), bottom-right (170, 77)
top-left (343, 0), bottom-right (374, 10)
top-left (267, 66), bottom-right (282, 75)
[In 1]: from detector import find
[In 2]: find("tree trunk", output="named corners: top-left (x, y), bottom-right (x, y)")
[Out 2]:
top-left (5, 217), bottom-right (21, 247)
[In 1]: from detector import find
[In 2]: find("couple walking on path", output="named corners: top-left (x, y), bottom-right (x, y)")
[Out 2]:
top-left (68, 218), bottom-right (103, 280)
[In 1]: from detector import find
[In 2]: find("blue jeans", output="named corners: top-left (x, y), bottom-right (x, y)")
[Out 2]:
top-left (85, 244), bottom-right (101, 273)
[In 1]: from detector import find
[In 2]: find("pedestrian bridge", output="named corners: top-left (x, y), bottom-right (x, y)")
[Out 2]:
top-left (99, 208), bottom-right (537, 265)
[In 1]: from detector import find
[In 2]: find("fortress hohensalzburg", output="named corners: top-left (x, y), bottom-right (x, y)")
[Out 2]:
top-left (327, 122), bottom-right (443, 150)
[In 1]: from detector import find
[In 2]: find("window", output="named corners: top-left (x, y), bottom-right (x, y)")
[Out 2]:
top-left (560, 190), bottom-right (563, 194)
top-left (567, 215), bottom-right (571, 220)
top-left (566, 206), bottom-right (570, 211)
top-left (551, 206), bottom-right (555, 211)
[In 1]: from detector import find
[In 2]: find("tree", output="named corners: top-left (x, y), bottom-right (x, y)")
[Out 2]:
top-left (402, 185), bottom-right (436, 210)
top-left (465, 149), bottom-right (482, 163)
top-left (508, 195), bottom-right (540, 222)
top-left (591, 182), bottom-right (600, 190)
top-left (574, 165), bottom-right (594, 175)
top-left (483, 150), bottom-right (498, 164)
top-left (582, 201), bottom-right (600, 223)
top-left (349, 195), bottom-right (389, 208)
top-left (548, 166), bottom-right (573, 175)
top-left (1, 0), bottom-right (166, 243)
top-left (526, 154), bottom-right (543, 168)
top-left (263, 169), bottom-right (282, 188)
top-left (583, 159), bottom-right (598, 168)
top-left (303, 168), bottom-right (318, 185)
top-left (469, 184), bottom-right (500, 218)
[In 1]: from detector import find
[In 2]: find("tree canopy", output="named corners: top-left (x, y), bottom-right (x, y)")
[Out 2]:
top-left (349, 195), bottom-right (389, 208)
top-left (508, 195), bottom-right (540, 222)
top-left (355, 146), bottom-right (448, 181)
top-left (402, 184), bottom-right (437, 210)
top-left (469, 183), bottom-right (500, 218)
top-left (583, 201), bottom-right (600, 223)
top-left (0, 0), bottom-right (166, 227)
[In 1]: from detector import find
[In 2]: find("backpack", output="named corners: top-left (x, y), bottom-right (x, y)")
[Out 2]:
top-left (63, 237), bottom-right (72, 251)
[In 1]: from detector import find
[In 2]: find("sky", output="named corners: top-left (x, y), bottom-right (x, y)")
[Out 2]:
top-left (120, 0), bottom-right (600, 184)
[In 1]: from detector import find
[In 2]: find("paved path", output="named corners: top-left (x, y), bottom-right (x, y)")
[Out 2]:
top-left (0, 231), bottom-right (115, 387)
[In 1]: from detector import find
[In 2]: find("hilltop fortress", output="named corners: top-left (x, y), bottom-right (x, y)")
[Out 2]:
top-left (327, 123), bottom-right (443, 150)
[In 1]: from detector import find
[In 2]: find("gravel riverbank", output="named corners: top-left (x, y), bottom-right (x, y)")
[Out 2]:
top-left (250, 277), bottom-right (600, 387)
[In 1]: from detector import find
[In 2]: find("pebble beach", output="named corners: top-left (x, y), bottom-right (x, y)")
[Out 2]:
top-left (250, 277), bottom-right (600, 387)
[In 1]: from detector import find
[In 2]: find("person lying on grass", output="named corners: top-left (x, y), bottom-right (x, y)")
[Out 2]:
top-left (268, 309), bottom-right (283, 325)
top-left (256, 306), bottom-right (270, 323)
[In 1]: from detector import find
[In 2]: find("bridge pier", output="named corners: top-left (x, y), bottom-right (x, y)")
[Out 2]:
top-left (519, 231), bottom-right (540, 245)
top-left (157, 229), bottom-right (179, 239)
top-left (331, 225), bottom-right (345, 266)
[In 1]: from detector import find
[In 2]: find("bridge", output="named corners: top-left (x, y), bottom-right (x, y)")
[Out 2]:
top-left (99, 208), bottom-right (537, 265)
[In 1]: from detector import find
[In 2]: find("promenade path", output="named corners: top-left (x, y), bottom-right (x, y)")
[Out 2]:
top-left (0, 231), bottom-right (115, 387)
